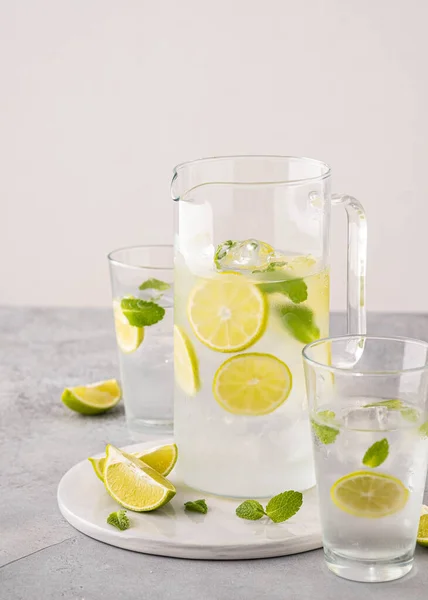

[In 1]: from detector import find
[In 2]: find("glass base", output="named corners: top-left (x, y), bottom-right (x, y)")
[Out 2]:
top-left (127, 417), bottom-right (173, 440)
top-left (324, 547), bottom-right (413, 582)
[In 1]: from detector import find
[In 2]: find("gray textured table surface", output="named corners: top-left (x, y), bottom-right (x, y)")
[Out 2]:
top-left (1, 307), bottom-right (428, 600)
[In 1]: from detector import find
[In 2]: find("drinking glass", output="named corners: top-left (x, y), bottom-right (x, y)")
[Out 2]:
top-left (303, 335), bottom-right (428, 582)
top-left (108, 246), bottom-right (173, 437)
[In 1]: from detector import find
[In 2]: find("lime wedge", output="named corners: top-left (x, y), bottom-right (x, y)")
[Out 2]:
top-left (104, 445), bottom-right (176, 512)
top-left (61, 379), bottom-right (121, 415)
top-left (417, 505), bottom-right (428, 547)
top-left (213, 352), bottom-right (292, 416)
top-left (174, 325), bottom-right (200, 396)
top-left (331, 471), bottom-right (409, 518)
top-left (187, 273), bottom-right (267, 353)
top-left (113, 299), bottom-right (144, 353)
top-left (89, 443), bottom-right (178, 482)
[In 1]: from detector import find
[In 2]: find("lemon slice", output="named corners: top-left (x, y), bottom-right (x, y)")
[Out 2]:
top-left (61, 379), bottom-right (121, 415)
top-left (104, 445), bottom-right (176, 512)
top-left (331, 471), bottom-right (409, 518)
top-left (417, 505), bottom-right (428, 547)
top-left (213, 352), bottom-right (292, 415)
top-left (174, 325), bottom-right (200, 396)
top-left (188, 274), bottom-right (267, 352)
top-left (113, 299), bottom-right (144, 353)
top-left (89, 443), bottom-right (178, 482)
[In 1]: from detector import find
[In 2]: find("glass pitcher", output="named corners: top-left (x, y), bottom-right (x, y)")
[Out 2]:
top-left (171, 156), bottom-right (367, 498)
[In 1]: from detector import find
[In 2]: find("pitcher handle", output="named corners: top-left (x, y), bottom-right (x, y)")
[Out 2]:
top-left (332, 194), bottom-right (367, 335)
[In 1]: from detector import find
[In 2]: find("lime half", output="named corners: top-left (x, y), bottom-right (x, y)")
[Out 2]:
top-left (104, 445), bottom-right (176, 512)
top-left (417, 505), bottom-right (428, 547)
top-left (61, 379), bottom-right (121, 415)
top-left (331, 471), bottom-right (409, 518)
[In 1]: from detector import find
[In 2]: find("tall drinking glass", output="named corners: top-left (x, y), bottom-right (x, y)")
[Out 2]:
top-left (303, 335), bottom-right (428, 582)
top-left (108, 246), bottom-right (173, 437)
top-left (172, 156), bottom-right (367, 497)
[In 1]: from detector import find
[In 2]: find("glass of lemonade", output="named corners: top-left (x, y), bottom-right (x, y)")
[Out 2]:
top-left (303, 335), bottom-right (428, 582)
top-left (108, 246), bottom-right (173, 437)
top-left (172, 156), bottom-right (367, 498)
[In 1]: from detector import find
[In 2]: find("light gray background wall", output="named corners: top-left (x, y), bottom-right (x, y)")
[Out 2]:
top-left (1, 1), bottom-right (426, 311)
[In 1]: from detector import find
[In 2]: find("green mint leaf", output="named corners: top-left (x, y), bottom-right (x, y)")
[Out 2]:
top-left (401, 408), bottom-right (419, 423)
top-left (277, 304), bottom-right (319, 343)
top-left (362, 438), bottom-right (389, 468)
top-left (311, 419), bottom-right (340, 445)
top-left (265, 491), bottom-right (303, 523)
top-left (236, 500), bottom-right (266, 520)
top-left (214, 240), bottom-right (237, 269)
top-left (252, 261), bottom-right (287, 274)
top-left (419, 421), bottom-right (428, 438)
top-left (121, 298), bottom-right (165, 327)
top-left (184, 499), bottom-right (208, 514)
top-left (364, 399), bottom-right (404, 410)
top-left (260, 278), bottom-right (308, 304)
top-left (318, 410), bottom-right (336, 424)
top-left (139, 278), bottom-right (170, 292)
top-left (107, 510), bottom-right (130, 531)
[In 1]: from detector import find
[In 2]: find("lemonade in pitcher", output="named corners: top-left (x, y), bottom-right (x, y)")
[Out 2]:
top-left (174, 239), bottom-right (329, 497)
top-left (172, 156), bottom-right (366, 498)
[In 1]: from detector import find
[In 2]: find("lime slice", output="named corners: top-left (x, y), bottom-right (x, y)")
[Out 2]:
top-left (104, 445), bottom-right (176, 512)
top-left (113, 299), bottom-right (144, 353)
top-left (61, 379), bottom-right (121, 415)
top-left (417, 505), bottom-right (428, 547)
top-left (330, 471), bottom-right (409, 518)
top-left (213, 352), bottom-right (292, 416)
top-left (89, 443), bottom-right (178, 482)
top-left (174, 325), bottom-right (200, 396)
top-left (188, 274), bottom-right (267, 352)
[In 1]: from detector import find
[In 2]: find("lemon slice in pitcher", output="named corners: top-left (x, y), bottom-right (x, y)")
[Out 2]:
top-left (188, 274), bottom-right (267, 352)
top-left (174, 325), bottom-right (200, 396)
top-left (213, 353), bottom-right (292, 415)
top-left (331, 471), bottom-right (409, 518)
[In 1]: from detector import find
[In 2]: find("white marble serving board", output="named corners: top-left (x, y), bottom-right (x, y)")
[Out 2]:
top-left (57, 439), bottom-right (322, 560)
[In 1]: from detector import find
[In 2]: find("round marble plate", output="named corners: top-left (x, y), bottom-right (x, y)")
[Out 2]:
top-left (57, 439), bottom-right (322, 560)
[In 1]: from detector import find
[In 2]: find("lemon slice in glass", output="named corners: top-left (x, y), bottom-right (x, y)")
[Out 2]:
top-left (113, 299), bottom-right (144, 353)
top-left (104, 445), bottom-right (176, 512)
top-left (213, 352), bottom-right (292, 415)
top-left (89, 443), bottom-right (178, 482)
top-left (174, 325), bottom-right (200, 396)
top-left (331, 471), bottom-right (409, 518)
top-left (187, 274), bottom-right (267, 353)
top-left (61, 379), bottom-right (121, 415)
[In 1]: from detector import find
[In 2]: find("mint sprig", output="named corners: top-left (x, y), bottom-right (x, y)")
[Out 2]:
top-left (139, 278), bottom-right (170, 292)
top-left (107, 510), bottom-right (130, 531)
top-left (362, 438), bottom-right (389, 468)
top-left (121, 298), bottom-right (165, 327)
top-left (277, 304), bottom-right (319, 343)
top-left (236, 491), bottom-right (303, 523)
top-left (184, 499), bottom-right (208, 514)
top-left (311, 410), bottom-right (340, 445)
top-left (419, 421), bottom-right (428, 438)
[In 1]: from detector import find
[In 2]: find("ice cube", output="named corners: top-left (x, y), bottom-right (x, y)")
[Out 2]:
top-left (344, 406), bottom-right (389, 431)
top-left (214, 239), bottom-right (275, 271)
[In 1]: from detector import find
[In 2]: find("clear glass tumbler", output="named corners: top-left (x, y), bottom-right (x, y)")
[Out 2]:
top-left (108, 246), bottom-right (173, 437)
top-left (303, 335), bottom-right (428, 582)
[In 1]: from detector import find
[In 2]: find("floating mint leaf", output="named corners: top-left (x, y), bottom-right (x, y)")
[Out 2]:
top-left (139, 278), bottom-right (170, 292)
top-left (107, 510), bottom-right (130, 531)
top-left (362, 438), bottom-right (389, 468)
top-left (401, 408), bottom-right (419, 423)
top-left (252, 261), bottom-right (288, 274)
top-left (265, 491), bottom-right (303, 523)
top-left (260, 278), bottom-right (308, 304)
top-left (318, 410), bottom-right (337, 423)
top-left (121, 298), bottom-right (165, 327)
top-left (214, 240), bottom-right (237, 269)
top-left (311, 419), bottom-right (340, 445)
top-left (276, 304), bottom-right (319, 343)
top-left (364, 399), bottom-right (404, 410)
top-left (184, 499), bottom-right (208, 514)
top-left (419, 421), bottom-right (428, 438)
top-left (236, 500), bottom-right (266, 521)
